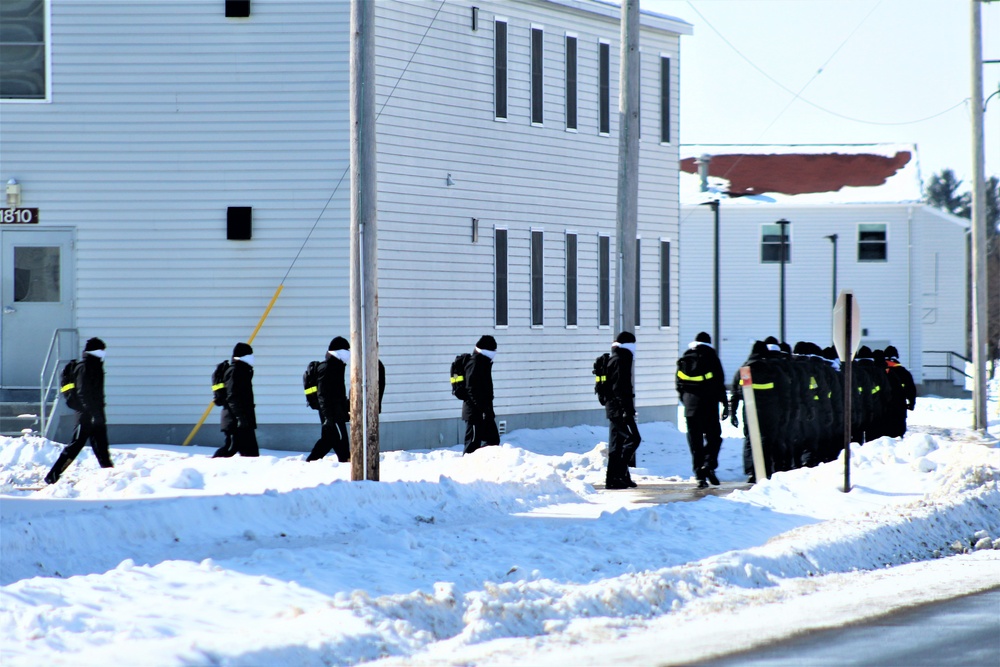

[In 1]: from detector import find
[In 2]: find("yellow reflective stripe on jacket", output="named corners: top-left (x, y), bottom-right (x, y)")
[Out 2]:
top-left (451, 375), bottom-right (464, 384)
top-left (871, 385), bottom-right (881, 394)
top-left (304, 386), bottom-right (317, 395)
top-left (61, 382), bottom-right (76, 393)
top-left (595, 375), bottom-right (606, 383)
top-left (752, 382), bottom-right (774, 390)
top-left (212, 382), bottom-right (225, 392)
top-left (677, 370), bottom-right (714, 382)
top-left (808, 376), bottom-right (818, 390)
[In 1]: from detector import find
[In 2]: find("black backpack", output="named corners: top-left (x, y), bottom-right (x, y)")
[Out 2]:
top-left (60, 360), bottom-right (83, 411)
top-left (593, 353), bottom-right (611, 406)
top-left (450, 353), bottom-right (472, 400)
top-left (212, 360), bottom-right (230, 407)
top-left (676, 350), bottom-right (711, 386)
top-left (303, 360), bottom-right (322, 410)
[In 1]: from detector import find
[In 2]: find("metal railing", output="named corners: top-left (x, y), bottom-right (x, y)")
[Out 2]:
top-left (922, 350), bottom-right (972, 384)
top-left (39, 328), bottom-right (79, 439)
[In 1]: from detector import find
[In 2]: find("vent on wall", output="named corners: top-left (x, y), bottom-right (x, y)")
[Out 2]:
top-left (498, 420), bottom-right (507, 435)
top-left (227, 206), bottom-right (252, 240)
top-left (226, 0), bottom-right (250, 18)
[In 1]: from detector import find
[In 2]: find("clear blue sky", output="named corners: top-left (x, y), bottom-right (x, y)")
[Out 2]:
top-left (643, 0), bottom-right (1000, 188)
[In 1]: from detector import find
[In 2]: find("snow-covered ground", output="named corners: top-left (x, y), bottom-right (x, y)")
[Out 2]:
top-left (2, 397), bottom-right (998, 666)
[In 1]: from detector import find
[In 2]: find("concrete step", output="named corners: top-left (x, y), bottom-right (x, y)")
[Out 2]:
top-left (918, 380), bottom-right (972, 399)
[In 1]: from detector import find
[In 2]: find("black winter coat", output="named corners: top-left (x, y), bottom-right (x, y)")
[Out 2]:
top-left (605, 346), bottom-right (635, 419)
top-left (220, 360), bottom-right (256, 431)
top-left (77, 354), bottom-right (106, 425)
top-left (461, 352), bottom-right (494, 421)
top-left (318, 357), bottom-right (349, 423)
top-left (676, 344), bottom-right (726, 417)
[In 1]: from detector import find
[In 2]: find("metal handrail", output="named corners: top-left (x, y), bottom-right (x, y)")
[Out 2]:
top-left (39, 328), bottom-right (78, 439)
top-left (922, 350), bottom-right (972, 384)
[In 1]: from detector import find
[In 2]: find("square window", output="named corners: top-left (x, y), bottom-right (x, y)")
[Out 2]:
top-left (858, 223), bottom-right (887, 261)
top-left (761, 222), bottom-right (791, 264)
top-left (0, 0), bottom-right (47, 100)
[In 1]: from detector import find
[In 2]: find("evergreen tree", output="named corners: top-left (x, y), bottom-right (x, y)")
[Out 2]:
top-left (924, 169), bottom-right (971, 217)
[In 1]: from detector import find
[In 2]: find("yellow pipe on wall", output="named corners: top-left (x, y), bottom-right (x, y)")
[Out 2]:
top-left (181, 284), bottom-right (284, 446)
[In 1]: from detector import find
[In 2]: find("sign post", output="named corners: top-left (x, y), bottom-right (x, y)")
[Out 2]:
top-left (833, 290), bottom-right (861, 493)
top-left (739, 366), bottom-right (768, 483)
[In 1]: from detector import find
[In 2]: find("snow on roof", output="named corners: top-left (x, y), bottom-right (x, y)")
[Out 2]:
top-left (679, 144), bottom-right (925, 207)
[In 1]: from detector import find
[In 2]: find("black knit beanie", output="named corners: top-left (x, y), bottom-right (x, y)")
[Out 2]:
top-left (475, 335), bottom-right (497, 351)
top-left (329, 336), bottom-right (350, 351)
top-left (695, 332), bottom-right (711, 344)
top-left (233, 342), bottom-right (253, 358)
top-left (84, 337), bottom-right (106, 352)
top-left (615, 331), bottom-right (636, 344)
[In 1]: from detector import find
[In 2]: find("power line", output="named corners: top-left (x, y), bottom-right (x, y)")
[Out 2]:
top-left (684, 0), bottom-right (968, 127)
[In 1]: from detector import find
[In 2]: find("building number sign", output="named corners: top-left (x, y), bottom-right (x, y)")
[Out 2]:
top-left (0, 208), bottom-right (39, 224)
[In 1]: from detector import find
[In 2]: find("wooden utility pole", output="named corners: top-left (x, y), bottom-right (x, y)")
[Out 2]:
top-left (614, 0), bottom-right (639, 334)
top-left (349, 0), bottom-right (380, 480)
top-left (970, 0), bottom-right (988, 433)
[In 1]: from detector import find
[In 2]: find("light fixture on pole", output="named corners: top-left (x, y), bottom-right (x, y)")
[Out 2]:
top-left (777, 219), bottom-right (790, 343)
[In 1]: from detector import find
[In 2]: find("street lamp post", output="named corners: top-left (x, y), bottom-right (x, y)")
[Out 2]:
top-left (777, 219), bottom-right (790, 343)
top-left (825, 233), bottom-right (838, 307)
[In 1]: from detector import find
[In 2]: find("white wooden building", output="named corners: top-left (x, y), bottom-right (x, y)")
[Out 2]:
top-left (678, 144), bottom-right (969, 393)
top-left (0, 0), bottom-right (691, 447)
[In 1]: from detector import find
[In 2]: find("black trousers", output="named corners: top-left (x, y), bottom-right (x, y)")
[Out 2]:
top-left (213, 425), bottom-right (259, 458)
top-left (307, 420), bottom-right (350, 462)
top-left (45, 416), bottom-right (113, 483)
top-left (464, 413), bottom-right (500, 455)
top-left (607, 415), bottom-right (641, 484)
top-left (685, 408), bottom-right (722, 477)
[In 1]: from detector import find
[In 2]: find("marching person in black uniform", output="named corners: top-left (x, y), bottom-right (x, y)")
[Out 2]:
top-left (462, 335), bottom-right (500, 455)
top-left (213, 342), bottom-right (259, 458)
top-left (307, 337), bottom-right (351, 462)
top-left (883, 345), bottom-right (916, 438)
top-left (606, 331), bottom-right (640, 489)
top-left (45, 338), bottom-right (114, 484)
top-left (676, 332), bottom-right (728, 487)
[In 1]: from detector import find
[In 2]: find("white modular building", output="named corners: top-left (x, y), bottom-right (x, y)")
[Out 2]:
top-left (0, 0), bottom-right (691, 446)
top-left (678, 144), bottom-right (969, 394)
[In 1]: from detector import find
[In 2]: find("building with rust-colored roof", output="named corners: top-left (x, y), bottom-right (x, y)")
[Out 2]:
top-left (679, 144), bottom-right (968, 396)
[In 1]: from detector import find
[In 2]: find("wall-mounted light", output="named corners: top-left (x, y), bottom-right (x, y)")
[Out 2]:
top-left (446, 173), bottom-right (455, 187)
top-left (472, 217), bottom-right (479, 243)
top-left (6, 178), bottom-right (21, 207)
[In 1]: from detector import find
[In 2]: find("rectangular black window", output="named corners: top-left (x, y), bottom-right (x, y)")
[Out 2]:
top-left (495, 228), bottom-right (508, 326)
top-left (495, 20), bottom-right (508, 120)
top-left (0, 0), bottom-right (46, 100)
top-left (531, 27), bottom-right (544, 124)
top-left (565, 35), bottom-right (578, 130)
top-left (599, 41), bottom-right (610, 135)
top-left (761, 223), bottom-right (791, 263)
top-left (858, 223), bottom-right (887, 261)
top-left (634, 238), bottom-right (641, 327)
top-left (599, 235), bottom-right (610, 326)
top-left (660, 56), bottom-right (671, 143)
top-left (660, 240), bottom-right (670, 327)
top-left (531, 230), bottom-right (544, 326)
top-left (566, 233), bottom-right (578, 326)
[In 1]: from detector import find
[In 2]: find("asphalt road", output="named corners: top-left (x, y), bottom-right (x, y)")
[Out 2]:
top-left (686, 587), bottom-right (1000, 667)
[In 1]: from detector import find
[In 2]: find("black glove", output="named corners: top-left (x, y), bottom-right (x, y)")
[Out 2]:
top-left (721, 405), bottom-right (730, 421)
top-left (235, 418), bottom-right (245, 430)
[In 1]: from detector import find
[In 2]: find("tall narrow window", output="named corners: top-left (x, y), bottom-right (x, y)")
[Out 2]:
top-left (531, 230), bottom-right (544, 326)
top-left (659, 56), bottom-right (671, 143)
top-left (531, 27), bottom-right (544, 125)
top-left (660, 240), bottom-right (670, 327)
top-left (495, 228), bottom-right (508, 326)
top-left (0, 0), bottom-right (47, 100)
top-left (634, 238), bottom-right (641, 327)
top-left (565, 35), bottom-right (578, 130)
top-left (761, 223), bottom-right (791, 263)
top-left (566, 232), bottom-right (578, 326)
top-left (494, 19), bottom-right (508, 120)
top-left (858, 223), bottom-right (887, 261)
top-left (599, 235), bottom-right (610, 326)
top-left (599, 41), bottom-right (610, 135)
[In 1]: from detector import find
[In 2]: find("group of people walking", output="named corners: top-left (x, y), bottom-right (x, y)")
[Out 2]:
top-left (43, 331), bottom-right (916, 490)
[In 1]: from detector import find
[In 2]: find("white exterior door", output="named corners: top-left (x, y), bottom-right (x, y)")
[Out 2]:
top-left (0, 228), bottom-right (75, 387)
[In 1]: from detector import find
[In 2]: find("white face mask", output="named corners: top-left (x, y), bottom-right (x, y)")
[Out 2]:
top-left (237, 353), bottom-right (255, 367)
top-left (87, 349), bottom-right (106, 360)
top-left (332, 349), bottom-right (351, 364)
